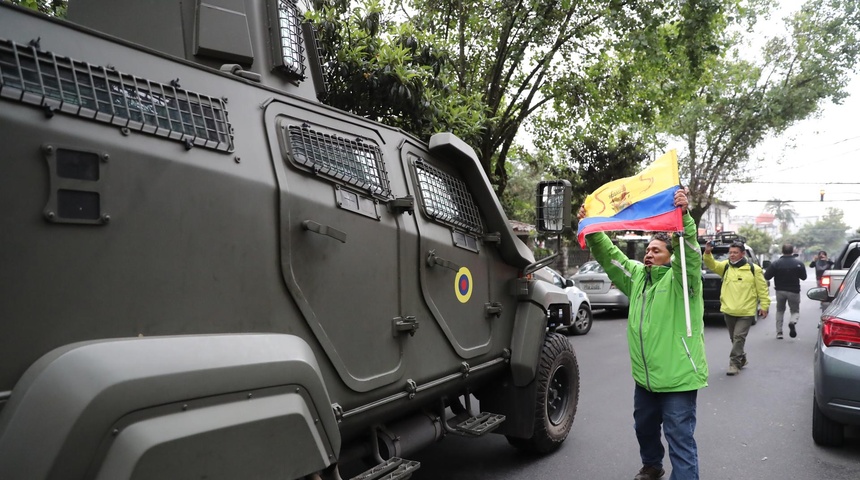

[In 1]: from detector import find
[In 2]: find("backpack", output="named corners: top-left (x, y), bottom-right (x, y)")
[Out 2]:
top-left (722, 261), bottom-right (754, 279)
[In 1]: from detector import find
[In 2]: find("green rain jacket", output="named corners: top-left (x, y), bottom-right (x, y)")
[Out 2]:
top-left (585, 213), bottom-right (709, 392)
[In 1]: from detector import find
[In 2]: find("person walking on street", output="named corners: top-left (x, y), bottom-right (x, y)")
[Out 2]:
top-left (578, 187), bottom-right (708, 480)
top-left (764, 244), bottom-right (807, 339)
top-left (809, 250), bottom-right (834, 287)
top-left (703, 241), bottom-right (770, 376)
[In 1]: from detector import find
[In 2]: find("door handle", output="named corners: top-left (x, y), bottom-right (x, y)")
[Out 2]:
top-left (427, 250), bottom-right (460, 271)
top-left (302, 220), bottom-right (347, 243)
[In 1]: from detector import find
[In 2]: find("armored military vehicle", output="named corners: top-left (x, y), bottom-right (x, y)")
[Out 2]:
top-left (0, 2), bottom-right (580, 479)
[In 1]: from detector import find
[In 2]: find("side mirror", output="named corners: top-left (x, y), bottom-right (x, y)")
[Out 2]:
top-left (536, 180), bottom-right (571, 234)
top-left (806, 287), bottom-right (830, 302)
top-left (565, 278), bottom-right (574, 288)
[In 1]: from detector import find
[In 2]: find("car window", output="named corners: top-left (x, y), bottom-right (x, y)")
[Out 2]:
top-left (578, 262), bottom-right (603, 274)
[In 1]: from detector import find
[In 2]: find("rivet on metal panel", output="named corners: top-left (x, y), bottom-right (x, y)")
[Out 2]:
top-left (112, 429), bottom-right (119, 436)
top-left (100, 214), bottom-right (111, 224)
top-left (247, 393), bottom-right (253, 399)
top-left (182, 404), bottom-right (188, 411)
top-left (234, 156), bottom-right (241, 164)
top-left (44, 211), bottom-right (55, 220)
top-left (42, 144), bottom-right (54, 155)
top-left (120, 127), bottom-right (130, 136)
top-left (101, 153), bottom-right (110, 163)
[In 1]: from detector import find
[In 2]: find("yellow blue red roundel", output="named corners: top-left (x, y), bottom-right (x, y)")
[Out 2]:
top-left (455, 267), bottom-right (473, 303)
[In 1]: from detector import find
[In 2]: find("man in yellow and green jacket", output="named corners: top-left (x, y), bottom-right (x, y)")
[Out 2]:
top-left (703, 241), bottom-right (770, 376)
top-left (579, 187), bottom-right (708, 480)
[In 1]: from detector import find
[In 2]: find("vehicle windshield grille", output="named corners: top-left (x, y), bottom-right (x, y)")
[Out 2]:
top-left (0, 39), bottom-right (233, 151)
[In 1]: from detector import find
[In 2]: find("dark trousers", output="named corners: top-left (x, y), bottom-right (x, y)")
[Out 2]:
top-left (634, 384), bottom-right (699, 480)
top-left (723, 314), bottom-right (753, 367)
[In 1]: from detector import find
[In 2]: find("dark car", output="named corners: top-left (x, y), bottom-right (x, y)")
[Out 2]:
top-left (699, 232), bottom-right (770, 321)
top-left (806, 258), bottom-right (860, 446)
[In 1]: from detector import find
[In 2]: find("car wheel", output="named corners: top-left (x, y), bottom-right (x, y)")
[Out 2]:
top-left (812, 395), bottom-right (844, 447)
top-left (568, 304), bottom-right (592, 336)
top-left (506, 333), bottom-right (579, 454)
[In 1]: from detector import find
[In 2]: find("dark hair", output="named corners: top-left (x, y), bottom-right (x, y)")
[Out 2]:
top-left (650, 232), bottom-right (673, 252)
top-left (782, 244), bottom-right (794, 255)
top-left (729, 242), bottom-right (745, 252)
top-left (819, 250), bottom-right (827, 256)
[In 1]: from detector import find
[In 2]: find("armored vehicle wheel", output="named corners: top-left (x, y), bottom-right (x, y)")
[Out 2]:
top-left (567, 304), bottom-right (593, 336)
top-left (506, 332), bottom-right (579, 454)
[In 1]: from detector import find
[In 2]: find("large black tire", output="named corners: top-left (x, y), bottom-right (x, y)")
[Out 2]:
top-left (506, 332), bottom-right (580, 454)
top-left (567, 304), bottom-right (593, 336)
top-left (812, 395), bottom-right (844, 446)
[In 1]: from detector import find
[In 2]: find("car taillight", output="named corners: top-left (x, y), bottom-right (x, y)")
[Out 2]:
top-left (821, 276), bottom-right (831, 287)
top-left (821, 316), bottom-right (860, 348)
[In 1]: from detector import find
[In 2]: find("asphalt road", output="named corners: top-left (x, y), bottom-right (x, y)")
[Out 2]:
top-left (398, 269), bottom-right (860, 479)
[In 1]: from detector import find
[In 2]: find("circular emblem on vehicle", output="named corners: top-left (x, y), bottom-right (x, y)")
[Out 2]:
top-left (455, 267), bottom-right (473, 303)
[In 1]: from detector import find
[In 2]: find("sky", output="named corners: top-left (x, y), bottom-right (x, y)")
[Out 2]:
top-left (721, 1), bottom-right (860, 231)
top-left (724, 75), bottom-right (860, 229)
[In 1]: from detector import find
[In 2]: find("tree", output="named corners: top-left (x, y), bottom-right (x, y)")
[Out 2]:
top-left (315, 1), bottom-right (726, 199)
top-left (7, 0), bottom-right (66, 16)
top-left (673, 0), bottom-right (860, 228)
top-left (764, 199), bottom-right (798, 237)
top-left (306, 1), bottom-right (488, 147)
top-left (785, 207), bottom-right (850, 255)
top-left (738, 224), bottom-right (773, 260)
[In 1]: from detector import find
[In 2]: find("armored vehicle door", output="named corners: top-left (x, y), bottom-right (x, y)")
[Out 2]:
top-left (398, 141), bottom-right (510, 360)
top-left (265, 102), bottom-right (405, 393)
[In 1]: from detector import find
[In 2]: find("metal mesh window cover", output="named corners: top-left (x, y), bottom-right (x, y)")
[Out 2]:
top-left (0, 39), bottom-right (233, 152)
top-left (413, 159), bottom-right (483, 234)
top-left (286, 125), bottom-right (391, 197)
top-left (276, 0), bottom-right (306, 78)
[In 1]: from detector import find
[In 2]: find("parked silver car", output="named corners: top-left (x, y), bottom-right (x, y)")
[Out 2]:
top-left (806, 257), bottom-right (860, 446)
top-left (569, 261), bottom-right (630, 313)
top-left (537, 267), bottom-right (593, 335)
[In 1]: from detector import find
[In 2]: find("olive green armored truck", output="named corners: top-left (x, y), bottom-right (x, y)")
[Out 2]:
top-left (0, 2), bottom-right (580, 479)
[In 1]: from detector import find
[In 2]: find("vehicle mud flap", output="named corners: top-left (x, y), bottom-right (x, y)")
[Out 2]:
top-left (350, 457), bottom-right (420, 480)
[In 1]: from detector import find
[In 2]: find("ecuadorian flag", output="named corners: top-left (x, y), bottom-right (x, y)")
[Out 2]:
top-left (576, 150), bottom-right (683, 248)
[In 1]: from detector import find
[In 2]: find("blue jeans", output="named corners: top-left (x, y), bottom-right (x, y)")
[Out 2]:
top-left (634, 384), bottom-right (699, 480)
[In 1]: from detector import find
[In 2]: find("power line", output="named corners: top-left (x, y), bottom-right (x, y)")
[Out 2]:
top-left (728, 199), bottom-right (860, 203)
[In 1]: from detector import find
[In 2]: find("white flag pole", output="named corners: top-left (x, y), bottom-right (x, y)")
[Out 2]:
top-left (679, 229), bottom-right (692, 337)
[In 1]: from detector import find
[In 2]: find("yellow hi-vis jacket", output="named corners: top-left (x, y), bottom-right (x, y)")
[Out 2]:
top-left (702, 255), bottom-right (770, 317)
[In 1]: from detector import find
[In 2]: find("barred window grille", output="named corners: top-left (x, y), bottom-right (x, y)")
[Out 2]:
top-left (414, 159), bottom-right (483, 234)
top-left (276, 0), bottom-right (306, 78)
top-left (286, 125), bottom-right (390, 197)
top-left (0, 39), bottom-right (233, 151)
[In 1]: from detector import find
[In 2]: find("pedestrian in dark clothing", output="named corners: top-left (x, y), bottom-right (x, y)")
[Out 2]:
top-left (764, 244), bottom-right (807, 339)
top-left (809, 250), bottom-right (834, 287)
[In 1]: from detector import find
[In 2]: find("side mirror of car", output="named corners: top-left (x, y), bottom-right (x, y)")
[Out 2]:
top-left (565, 278), bottom-right (574, 288)
top-left (806, 287), bottom-right (830, 302)
top-left (535, 180), bottom-right (571, 234)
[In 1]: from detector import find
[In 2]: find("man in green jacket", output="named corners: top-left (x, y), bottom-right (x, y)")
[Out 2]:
top-left (578, 187), bottom-right (708, 480)
top-left (703, 241), bottom-right (770, 376)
